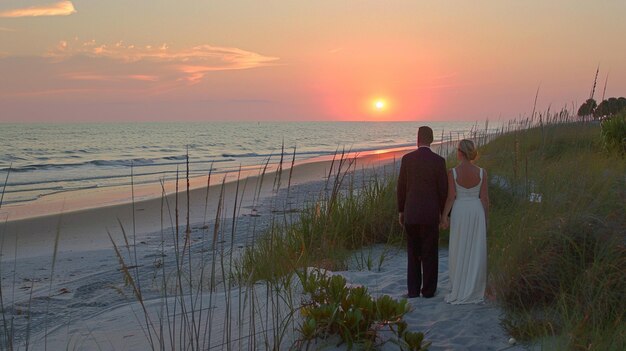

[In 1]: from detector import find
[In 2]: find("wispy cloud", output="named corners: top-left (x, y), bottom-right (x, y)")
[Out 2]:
top-left (62, 73), bottom-right (160, 82)
top-left (48, 39), bottom-right (279, 83)
top-left (0, 27), bottom-right (16, 32)
top-left (0, 39), bottom-right (279, 99)
top-left (0, 1), bottom-right (76, 18)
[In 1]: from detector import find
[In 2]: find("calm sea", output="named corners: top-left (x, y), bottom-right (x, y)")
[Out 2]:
top-left (0, 121), bottom-right (490, 205)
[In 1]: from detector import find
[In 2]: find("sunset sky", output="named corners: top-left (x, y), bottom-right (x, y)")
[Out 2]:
top-left (1, 0), bottom-right (625, 122)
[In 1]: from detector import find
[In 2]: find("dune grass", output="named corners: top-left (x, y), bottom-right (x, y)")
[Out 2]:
top-left (478, 121), bottom-right (625, 350)
top-left (601, 110), bottom-right (626, 154)
top-left (105, 155), bottom-right (307, 350)
top-left (235, 154), bottom-right (404, 284)
top-left (233, 153), bottom-right (435, 349)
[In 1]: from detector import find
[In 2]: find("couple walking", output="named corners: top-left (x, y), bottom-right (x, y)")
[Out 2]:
top-left (397, 126), bottom-right (489, 304)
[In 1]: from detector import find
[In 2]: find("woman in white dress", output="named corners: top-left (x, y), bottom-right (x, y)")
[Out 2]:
top-left (441, 139), bottom-right (489, 304)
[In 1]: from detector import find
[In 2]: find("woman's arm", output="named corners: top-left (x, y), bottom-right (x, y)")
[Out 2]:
top-left (479, 169), bottom-right (490, 226)
top-left (440, 170), bottom-right (456, 229)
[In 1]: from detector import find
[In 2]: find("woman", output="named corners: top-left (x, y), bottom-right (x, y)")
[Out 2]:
top-left (441, 139), bottom-right (489, 304)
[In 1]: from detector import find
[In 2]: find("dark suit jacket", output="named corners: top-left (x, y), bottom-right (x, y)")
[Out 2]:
top-left (397, 147), bottom-right (448, 225)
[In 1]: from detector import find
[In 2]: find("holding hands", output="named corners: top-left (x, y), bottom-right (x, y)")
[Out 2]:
top-left (440, 215), bottom-right (449, 230)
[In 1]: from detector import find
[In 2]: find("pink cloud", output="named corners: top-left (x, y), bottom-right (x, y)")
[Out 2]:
top-left (62, 72), bottom-right (160, 82)
top-left (0, 1), bottom-right (76, 18)
top-left (0, 40), bottom-right (279, 100)
top-left (46, 39), bottom-right (279, 83)
top-left (127, 75), bottom-right (159, 82)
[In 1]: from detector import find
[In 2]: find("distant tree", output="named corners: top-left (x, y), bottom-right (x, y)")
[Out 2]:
top-left (594, 96), bottom-right (626, 119)
top-left (619, 97), bottom-right (626, 113)
top-left (594, 100), bottom-right (609, 119)
top-left (577, 98), bottom-right (597, 118)
top-left (608, 97), bottom-right (619, 114)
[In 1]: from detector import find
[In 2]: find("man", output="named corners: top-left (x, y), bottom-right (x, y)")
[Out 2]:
top-left (397, 126), bottom-right (448, 298)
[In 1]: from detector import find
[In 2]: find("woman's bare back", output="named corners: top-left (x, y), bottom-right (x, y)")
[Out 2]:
top-left (454, 163), bottom-right (481, 189)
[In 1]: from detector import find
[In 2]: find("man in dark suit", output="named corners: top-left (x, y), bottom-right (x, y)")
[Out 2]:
top-left (397, 126), bottom-right (448, 298)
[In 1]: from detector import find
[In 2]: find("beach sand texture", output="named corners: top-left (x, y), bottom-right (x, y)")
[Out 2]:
top-left (32, 248), bottom-right (524, 350)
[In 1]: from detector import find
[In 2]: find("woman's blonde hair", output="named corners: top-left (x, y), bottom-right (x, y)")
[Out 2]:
top-left (458, 139), bottom-right (477, 161)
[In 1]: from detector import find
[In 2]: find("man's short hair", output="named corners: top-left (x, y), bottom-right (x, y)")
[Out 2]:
top-left (418, 126), bottom-right (434, 145)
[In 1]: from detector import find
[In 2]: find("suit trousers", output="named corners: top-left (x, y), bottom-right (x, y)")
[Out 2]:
top-left (405, 223), bottom-right (439, 297)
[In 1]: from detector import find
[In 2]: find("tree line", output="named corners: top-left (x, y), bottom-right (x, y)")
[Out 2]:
top-left (577, 96), bottom-right (626, 119)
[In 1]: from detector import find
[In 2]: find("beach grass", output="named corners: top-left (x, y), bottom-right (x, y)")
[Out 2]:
top-left (236, 154), bottom-right (404, 284)
top-left (232, 152), bottom-right (436, 349)
top-left (601, 110), bottom-right (626, 154)
top-left (479, 121), bottom-right (625, 350)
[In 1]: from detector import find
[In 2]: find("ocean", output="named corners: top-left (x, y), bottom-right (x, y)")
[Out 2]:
top-left (0, 121), bottom-right (491, 205)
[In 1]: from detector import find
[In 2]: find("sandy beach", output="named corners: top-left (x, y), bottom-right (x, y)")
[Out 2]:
top-left (1, 146), bottom-right (415, 258)
top-left (0, 142), bottom-right (520, 350)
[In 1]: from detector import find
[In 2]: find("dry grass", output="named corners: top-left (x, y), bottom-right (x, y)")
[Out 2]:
top-left (480, 118), bottom-right (625, 350)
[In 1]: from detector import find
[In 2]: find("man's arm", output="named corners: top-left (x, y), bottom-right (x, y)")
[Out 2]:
top-left (437, 157), bottom-right (448, 215)
top-left (440, 169), bottom-right (456, 229)
top-left (397, 158), bottom-right (407, 213)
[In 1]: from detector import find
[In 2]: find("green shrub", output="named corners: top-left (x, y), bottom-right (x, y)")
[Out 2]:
top-left (297, 269), bottom-right (429, 350)
top-left (601, 111), bottom-right (626, 154)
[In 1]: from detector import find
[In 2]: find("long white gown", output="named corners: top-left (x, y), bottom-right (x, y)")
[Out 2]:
top-left (445, 167), bottom-right (487, 304)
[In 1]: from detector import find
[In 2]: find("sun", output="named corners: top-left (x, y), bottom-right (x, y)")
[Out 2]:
top-left (366, 97), bottom-right (391, 118)
top-left (374, 99), bottom-right (386, 110)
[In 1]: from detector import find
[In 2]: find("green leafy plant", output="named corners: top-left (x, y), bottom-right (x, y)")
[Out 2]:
top-left (296, 270), bottom-right (429, 350)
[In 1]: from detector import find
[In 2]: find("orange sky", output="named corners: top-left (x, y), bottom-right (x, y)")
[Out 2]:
top-left (1, 1), bottom-right (625, 122)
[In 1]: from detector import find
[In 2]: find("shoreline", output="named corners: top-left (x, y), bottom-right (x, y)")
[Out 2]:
top-left (1, 135), bottom-right (471, 223)
top-left (1, 145), bottom-right (415, 222)
top-left (1, 144), bottom-right (426, 259)
top-left (1, 120), bottom-right (489, 210)
top-left (0, 139), bottom-right (465, 259)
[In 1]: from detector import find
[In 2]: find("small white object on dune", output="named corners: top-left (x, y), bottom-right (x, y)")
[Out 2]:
top-left (529, 193), bottom-right (542, 203)
top-left (508, 337), bottom-right (517, 345)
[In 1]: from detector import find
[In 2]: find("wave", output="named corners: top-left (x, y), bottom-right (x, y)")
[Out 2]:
top-left (0, 121), bottom-right (487, 206)
top-left (1, 155), bottom-right (27, 162)
top-left (3, 165), bottom-right (238, 201)
top-left (163, 155), bottom-right (187, 161)
top-left (1, 142), bottom-right (416, 174)
top-left (0, 156), bottom-right (235, 173)
top-left (221, 149), bottom-right (334, 158)
top-left (1, 185), bottom-right (64, 194)
top-left (217, 143), bottom-right (417, 161)
top-left (222, 152), bottom-right (264, 158)
top-left (0, 184), bottom-right (99, 205)
top-left (62, 149), bottom-right (91, 154)
top-left (3, 163), bottom-right (235, 188)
